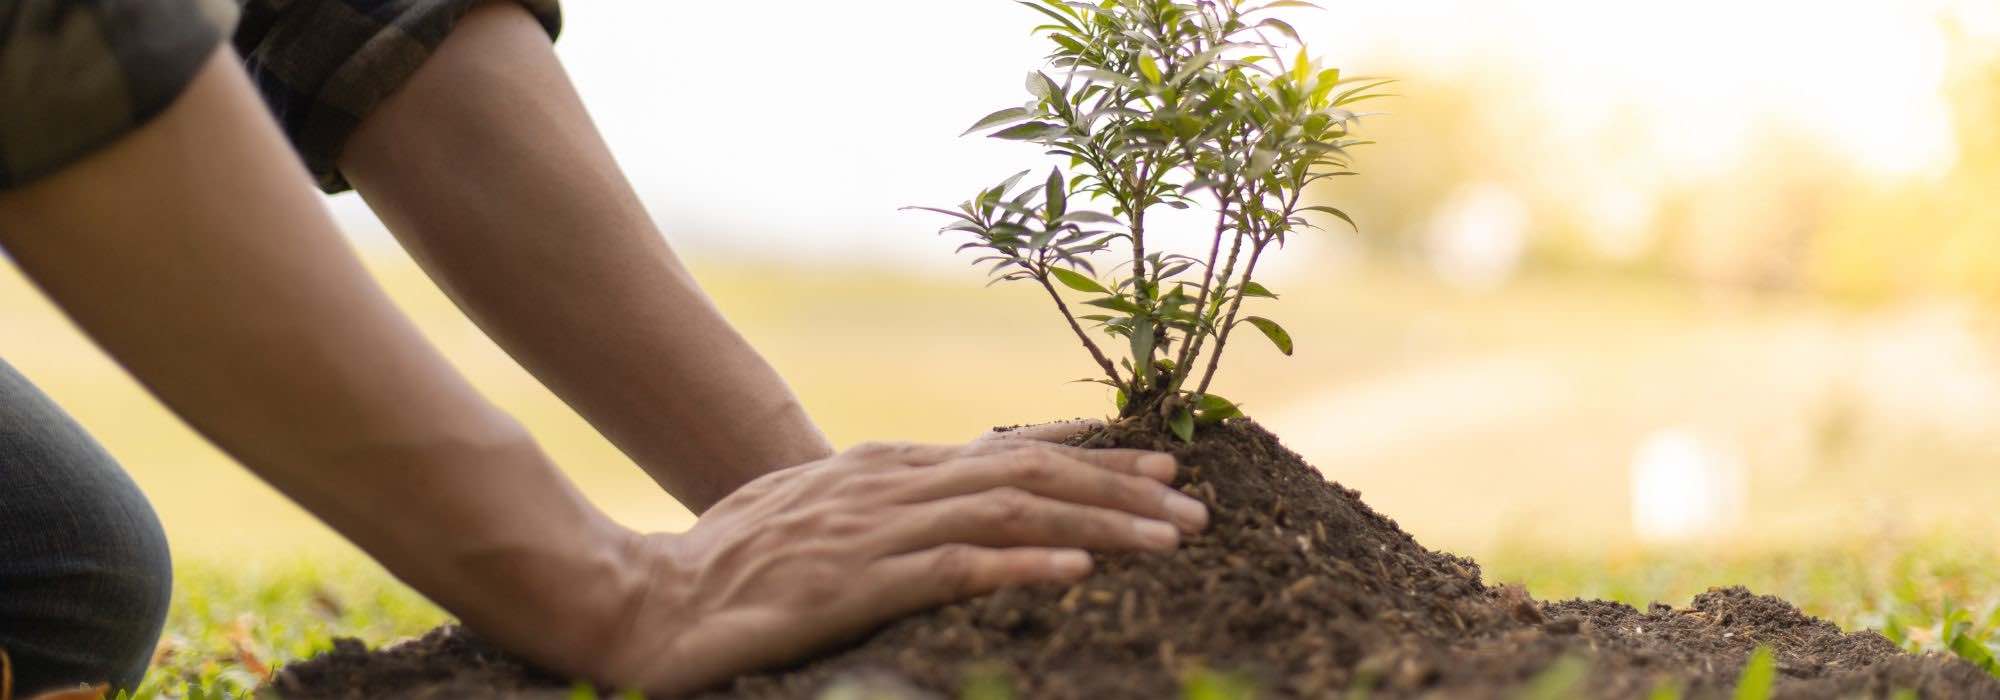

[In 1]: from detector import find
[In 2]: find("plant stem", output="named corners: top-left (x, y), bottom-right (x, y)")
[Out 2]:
top-left (1036, 272), bottom-right (1123, 387)
top-left (1194, 239), bottom-right (1268, 398)
top-left (1126, 160), bottom-right (1153, 392)
top-left (1172, 196), bottom-right (1235, 387)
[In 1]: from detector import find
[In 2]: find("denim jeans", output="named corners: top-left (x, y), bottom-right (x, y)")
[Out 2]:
top-left (0, 358), bottom-right (172, 695)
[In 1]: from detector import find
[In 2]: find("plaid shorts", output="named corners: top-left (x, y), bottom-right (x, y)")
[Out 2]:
top-left (0, 0), bottom-right (561, 193)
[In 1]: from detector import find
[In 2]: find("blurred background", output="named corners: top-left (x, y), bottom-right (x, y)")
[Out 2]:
top-left (5, 0), bottom-right (2000, 595)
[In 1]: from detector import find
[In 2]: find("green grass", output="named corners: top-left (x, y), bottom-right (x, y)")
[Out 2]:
top-left (127, 537), bottom-right (2000, 699)
top-left (133, 557), bottom-right (443, 699)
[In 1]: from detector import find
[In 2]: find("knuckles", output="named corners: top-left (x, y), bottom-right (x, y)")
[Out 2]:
top-left (972, 487), bottom-right (1036, 525)
top-left (1004, 449), bottom-right (1057, 483)
top-left (927, 544), bottom-right (984, 597)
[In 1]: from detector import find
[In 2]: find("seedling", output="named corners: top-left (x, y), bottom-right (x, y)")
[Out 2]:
top-left (910, 0), bottom-right (1384, 440)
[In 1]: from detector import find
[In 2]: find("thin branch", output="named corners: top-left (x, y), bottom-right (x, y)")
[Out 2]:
top-left (1172, 192), bottom-right (1236, 387)
top-left (1035, 271), bottom-right (1124, 387)
top-left (1194, 238), bottom-right (1269, 398)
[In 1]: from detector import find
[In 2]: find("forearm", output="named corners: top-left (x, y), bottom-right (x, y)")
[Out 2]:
top-left (339, 2), bottom-right (831, 513)
top-left (0, 49), bottom-right (634, 667)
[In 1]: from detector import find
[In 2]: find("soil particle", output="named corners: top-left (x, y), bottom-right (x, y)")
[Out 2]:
top-left (272, 421), bottom-right (2000, 699)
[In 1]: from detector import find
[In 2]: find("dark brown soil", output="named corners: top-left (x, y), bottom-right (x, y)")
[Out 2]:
top-left (272, 421), bottom-right (2000, 699)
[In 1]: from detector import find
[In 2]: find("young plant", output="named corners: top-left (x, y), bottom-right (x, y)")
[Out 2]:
top-left (910, 0), bottom-right (1385, 440)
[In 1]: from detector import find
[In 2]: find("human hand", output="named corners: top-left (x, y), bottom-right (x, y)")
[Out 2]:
top-left (576, 438), bottom-right (1207, 695)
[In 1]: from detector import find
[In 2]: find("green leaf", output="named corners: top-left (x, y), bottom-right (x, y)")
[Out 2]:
top-left (1257, 18), bottom-right (1301, 42)
top-left (1299, 205), bottom-right (1358, 231)
top-left (962, 107), bottom-right (1033, 136)
top-left (1948, 631), bottom-right (2000, 676)
top-left (1084, 296), bottom-right (1143, 314)
top-left (1130, 314), bottom-right (1156, 380)
top-left (1241, 281), bottom-right (1279, 299)
top-left (1051, 267), bottom-right (1109, 294)
top-left (990, 122), bottom-right (1065, 140)
top-left (1138, 54), bottom-right (1163, 84)
top-left (1732, 647), bottom-right (1776, 700)
top-left (1242, 316), bottom-right (1294, 356)
top-left (1045, 167), bottom-right (1068, 220)
top-left (1059, 211), bottom-right (1122, 225)
top-left (1169, 406), bottom-right (1195, 443)
top-left (1194, 394), bottom-right (1242, 425)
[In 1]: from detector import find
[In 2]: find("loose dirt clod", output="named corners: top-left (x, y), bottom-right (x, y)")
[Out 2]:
top-left (274, 421), bottom-right (2000, 699)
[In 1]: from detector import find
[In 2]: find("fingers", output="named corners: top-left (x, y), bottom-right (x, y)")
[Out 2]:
top-left (847, 438), bottom-right (1178, 483)
top-left (892, 447), bottom-right (1207, 533)
top-left (869, 487), bottom-right (1185, 557)
top-left (977, 419), bottom-right (1103, 444)
top-left (866, 545), bottom-right (1093, 615)
top-left (955, 440), bottom-right (1177, 482)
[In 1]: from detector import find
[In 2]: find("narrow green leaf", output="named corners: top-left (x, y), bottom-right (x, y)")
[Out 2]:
top-left (962, 107), bottom-right (1033, 136)
top-left (1169, 406), bottom-right (1195, 443)
top-left (991, 122), bottom-right (1066, 140)
top-left (1241, 281), bottom-right (1279, 299)
top-left (1138, 54), bottom-right (1163, 84)
top-left (1084, 296), bottom-right (1143, 314)
top-left (1299, 205), bottom-right (1358, 231)
top-left (1732, 647), bottom-right (1776, 700)
top-left (1059, 211), bottom-right (1122, 225)
top-left (1242, 316), bottom-right (1294, 356)
top-left (1051, 267), bottom-right (1109, 294)
top-left (1045, 167), bottom-right (1068, 220)
top-left (1948, 632), bottom-right (2000, 676)
top-left (1257, 18), bottom-right (1301, 42)
top-left (1130, 314), bottom-right (1156, 380)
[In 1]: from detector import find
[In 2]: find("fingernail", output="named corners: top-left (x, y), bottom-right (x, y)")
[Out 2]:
top-left (1133, 518), bottom-right (1180, 549)
top-left (1138, 454), bottom-right (1177, 481)
top-left (1163, 491), bottom-right (1209, 532)
top-left (1050, 550), bottom-right (1092, 578)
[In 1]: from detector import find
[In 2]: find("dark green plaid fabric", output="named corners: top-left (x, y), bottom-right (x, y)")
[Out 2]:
top-left (234, 0), bottom-right (560, 192)
top-left (0, 0), bottom-right (560, 193)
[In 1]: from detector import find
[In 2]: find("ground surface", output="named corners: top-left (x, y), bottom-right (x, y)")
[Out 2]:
top-left (243, 422), bottom-right (2000, 699)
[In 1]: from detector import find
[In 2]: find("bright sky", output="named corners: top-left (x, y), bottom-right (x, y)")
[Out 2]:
top-left (329, 1), bottom-right (1997, 270)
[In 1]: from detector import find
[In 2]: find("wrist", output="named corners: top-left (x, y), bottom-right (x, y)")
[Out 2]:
top-left (453, 515), bottom-right (654, 681)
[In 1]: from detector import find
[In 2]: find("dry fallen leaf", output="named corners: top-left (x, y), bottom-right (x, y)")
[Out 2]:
top-left (227, 614), bottom-right (272, 681)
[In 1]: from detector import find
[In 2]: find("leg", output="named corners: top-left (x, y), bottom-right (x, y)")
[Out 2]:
top-left (0, 359), bottom-right (172, 695)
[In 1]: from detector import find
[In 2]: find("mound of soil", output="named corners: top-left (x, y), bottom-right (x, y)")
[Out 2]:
top-left (273, 421), bottom-right (1999, 698)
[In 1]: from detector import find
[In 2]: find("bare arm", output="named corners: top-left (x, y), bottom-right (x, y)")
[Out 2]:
top-left (0, 48), bottom-right (636, 666)
top-left (338, 2), bottom-right (830, 513)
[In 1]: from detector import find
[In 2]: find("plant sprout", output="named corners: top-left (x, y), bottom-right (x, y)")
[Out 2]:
top-left (909, 0), bottom-right (1386, 440)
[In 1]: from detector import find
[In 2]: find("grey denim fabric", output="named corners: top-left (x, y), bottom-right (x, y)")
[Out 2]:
top-left (0, 358), bottom-right (171, 696)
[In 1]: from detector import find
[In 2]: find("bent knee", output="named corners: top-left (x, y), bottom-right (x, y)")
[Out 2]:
top-left (0, 462), bottom-right (173, 694)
